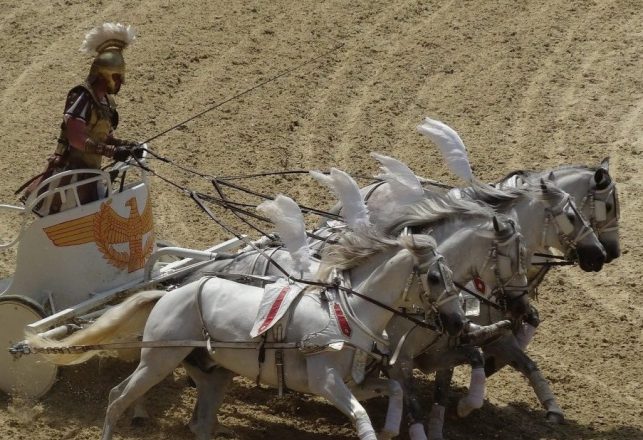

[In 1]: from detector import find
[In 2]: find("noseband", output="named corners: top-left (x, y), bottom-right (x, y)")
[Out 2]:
top-left (541, 194), bottom-right (595, 250)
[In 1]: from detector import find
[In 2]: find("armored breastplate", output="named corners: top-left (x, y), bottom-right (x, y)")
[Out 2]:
top-left (58, 83), bottom-right (117, 169)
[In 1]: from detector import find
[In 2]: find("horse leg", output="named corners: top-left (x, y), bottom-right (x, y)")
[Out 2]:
top-left (306, 356), bottom-right (377, 440)
top-left (414, 345), bottom-right (484, 440)
top-left (131, 397), bottom-right (150, 425)
top-left (102, 347), bottom-right (192, 440)
top-left (501, 344), bottom-right (565, 423)
top-left (352, 376), bottom-right (404, 440)
top-left (428, 368), bottom-right (453, 440)
top-left (484, 336), bottom-right (564, 423)
top-left (183, 364), bottom-right (234, 440)
top-left (388, 358), bottom-right (427, 440)
top-left (454, 346), bottom-right (486, 418)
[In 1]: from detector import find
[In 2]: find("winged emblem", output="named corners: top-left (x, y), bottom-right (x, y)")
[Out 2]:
top-left (44, 195), bottom-right (155, 272)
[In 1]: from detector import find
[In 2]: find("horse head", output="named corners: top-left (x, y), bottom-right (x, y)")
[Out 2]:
top-left (539, 177), bottom-right (606, 272)
top-left (586, 158), bottom-right (620, 262)
top-left (400, 234), bottom-right (466, 337)
top-left (488, 215), bottom-right (530, 319)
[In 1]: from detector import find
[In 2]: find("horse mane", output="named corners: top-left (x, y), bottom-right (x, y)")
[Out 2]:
top-left (384, 185), bottom-right (497, 235)
top-left (495, 164), bottom-right (598, 184)
top-left (461, 178), bottom-right (568, 210)
top-left (317, 227), bottom-right (436, 280)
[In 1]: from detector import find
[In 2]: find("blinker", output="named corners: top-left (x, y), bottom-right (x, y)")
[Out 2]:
top-left (554, 213), bottom-right (575, 235)
top-left (594, 200), bottom-right (607, 222)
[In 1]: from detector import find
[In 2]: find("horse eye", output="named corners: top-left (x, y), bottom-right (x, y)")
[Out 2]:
top-left (427, 272), bottom-right (441, 284)
top-left (566, 212), bottom-right (576, 223)
top-left (606, 203), bottom-right (613, 212)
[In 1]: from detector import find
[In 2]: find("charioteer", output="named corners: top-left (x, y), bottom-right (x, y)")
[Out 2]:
top-left (20, 22), bottom-right (143, 213)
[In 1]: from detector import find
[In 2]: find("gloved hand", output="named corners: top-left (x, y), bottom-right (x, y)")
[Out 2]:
top-left (112, 138), bottom-right (140, 147)
top-left (113, 146), bottom-right (131, 162)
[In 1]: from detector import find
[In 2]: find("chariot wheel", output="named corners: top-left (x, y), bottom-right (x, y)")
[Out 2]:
top-left (0, 295), bottom-right (58, 398)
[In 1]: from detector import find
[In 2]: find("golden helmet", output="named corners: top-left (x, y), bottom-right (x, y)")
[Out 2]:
top-left (80, 23), bottom-right (136, 94)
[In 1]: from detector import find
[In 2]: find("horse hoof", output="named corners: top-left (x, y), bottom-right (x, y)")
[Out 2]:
top-left (214, 424), bottom-right (235, 437)
top-left (409, 423), bottom-right (428, 440)
top-left (130, 416), bottom-right (146, 427)
top-left (546, 411), bottom-right (565, 424)
top-left (456, 399), bottom-right (476, 418)
top-left (378, 430), bottom-right (399, 440)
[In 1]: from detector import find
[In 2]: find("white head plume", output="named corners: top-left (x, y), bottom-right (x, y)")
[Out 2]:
top-left (416, 117), bottom-right (473, 181)
top-left (257, 195), bottom-right (311, 274)
top-left (370, 152), bottom-right (424, 205)
top-left (80, 22), bottom-right (136, 55)
top-left (310, 168), bottom-right (370, 230)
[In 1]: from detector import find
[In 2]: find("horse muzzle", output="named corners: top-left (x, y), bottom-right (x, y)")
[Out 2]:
top-left (440, 312), bottom-right (466, 336)
top-left (506, 293), bottom-right (530, 320)
top-left (576, 244), bottom-right (606, 272)
top-left (601, 240), bottom-right (621, 263)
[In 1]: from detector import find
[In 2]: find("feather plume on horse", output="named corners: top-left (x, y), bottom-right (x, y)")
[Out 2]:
top-left (416, 117), bottom-right (473, 181)
top-left (371, 152), bottom-right (425, 204)
top-left (310, 168), bottom-right (370, 230)
top-left (257, 194), bottom-right (312, 275)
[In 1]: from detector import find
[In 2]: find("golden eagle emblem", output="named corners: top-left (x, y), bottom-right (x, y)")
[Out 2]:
top-left (44, 196), bottom-right (154, 272)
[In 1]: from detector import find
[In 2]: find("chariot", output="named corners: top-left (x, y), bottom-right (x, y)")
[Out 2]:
top-left (0, 155), bottom-right (243, 398)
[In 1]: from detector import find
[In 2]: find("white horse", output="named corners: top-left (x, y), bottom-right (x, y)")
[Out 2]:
top-left (96, 229), bottom-right (464, 440)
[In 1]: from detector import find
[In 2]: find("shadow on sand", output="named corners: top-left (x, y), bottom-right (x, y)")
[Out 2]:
top-left (1, 362), bottom-right (641, 440)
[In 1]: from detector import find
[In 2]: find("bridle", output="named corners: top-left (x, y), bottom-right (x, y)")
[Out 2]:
top-left (578, 180), bottom-right (620, 235)
top-left (541, 193), bottom-right (595, 250)
top-left (478, 227), bottom-right (529, 311)
top-left (399, 235), bottom-right (461, 332)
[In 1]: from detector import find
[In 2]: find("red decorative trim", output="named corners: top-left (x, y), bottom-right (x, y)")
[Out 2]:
top-left (258, 286), bottom-right (290, 334)
top-left (333, 303), bottom-right (352, 337)
top-left (473, 277), bottom-right (486, 294)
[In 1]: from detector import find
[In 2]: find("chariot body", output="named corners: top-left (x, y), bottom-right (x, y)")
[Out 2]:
top-left (0, 156), bottom-right (242, 398)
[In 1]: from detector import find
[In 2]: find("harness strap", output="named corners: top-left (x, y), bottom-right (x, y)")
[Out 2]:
top-left (11, 339), bottom-right (303, 356)
top-left (388, 325), bottom-right (417, 366)
top-left (454, 281), bottom-right (504, 311)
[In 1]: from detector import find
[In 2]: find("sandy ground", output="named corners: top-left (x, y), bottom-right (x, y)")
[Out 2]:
top-left (0, 1), bottom-right (641, 439)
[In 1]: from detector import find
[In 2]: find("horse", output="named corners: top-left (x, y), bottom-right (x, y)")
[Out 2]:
top-left (81, 228), bottom-right (464, 440)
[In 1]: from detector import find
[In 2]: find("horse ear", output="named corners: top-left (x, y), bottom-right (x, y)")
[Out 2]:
top-left (600, 156), bottom-right (610, 172)
top-left (493, 216), bottom-right (501, 233)
top-left (548, 171), bottom-right (556, 183)
top-left (594, 167), bottom-right (606, 182)
top-left (594, 167), bottom-right (611, 189)
top-left (540, 178), bottom-right (548, 192)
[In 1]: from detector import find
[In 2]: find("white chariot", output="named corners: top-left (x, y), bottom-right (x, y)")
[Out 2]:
top-left (0, 155), bottom-right (243, 398)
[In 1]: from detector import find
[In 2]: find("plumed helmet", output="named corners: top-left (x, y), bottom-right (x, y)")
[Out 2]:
top-left (80, 23), bottom-right (136, 94)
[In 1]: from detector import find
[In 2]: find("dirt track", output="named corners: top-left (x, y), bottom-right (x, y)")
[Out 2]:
top-left (0, 1), bottom-right (641, 439)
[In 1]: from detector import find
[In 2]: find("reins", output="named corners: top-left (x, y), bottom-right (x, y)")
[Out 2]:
top-left (140, 42), bottom-right (345, 146)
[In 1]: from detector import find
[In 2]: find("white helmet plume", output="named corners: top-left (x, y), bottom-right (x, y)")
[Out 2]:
top-left (80, 22), bottom-right (136, 55)
top-left (416, 117), bottom-right (473, 181)
top-left (257, 195), bottom-right (311, 274)
top-left (310, 168), bottom-right (370, 230)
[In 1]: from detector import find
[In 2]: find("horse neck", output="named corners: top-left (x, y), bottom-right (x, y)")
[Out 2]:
top-left (437, 227), bottom-right (495, 286)
top-left (346, 246), bottom-right (416, 333)
top-left (504, 197), bottom-right (548, 253)
top-left (420, 215), bottom-right (490, 245)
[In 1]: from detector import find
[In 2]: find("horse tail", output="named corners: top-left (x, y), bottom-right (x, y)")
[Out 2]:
top-left (26, 290), bottom-right (165, 366)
